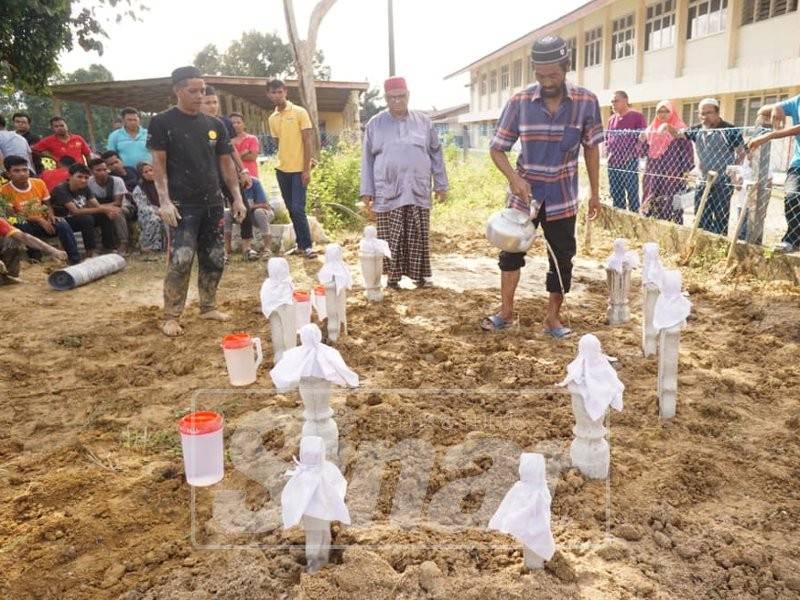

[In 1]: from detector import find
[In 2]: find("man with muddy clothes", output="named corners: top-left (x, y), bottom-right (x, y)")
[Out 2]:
top-left (148, 66), bottom-right (246, 337)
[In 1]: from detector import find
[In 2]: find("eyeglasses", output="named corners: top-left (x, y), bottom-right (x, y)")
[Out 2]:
top-left (386, 94), bottom-right (408, 103)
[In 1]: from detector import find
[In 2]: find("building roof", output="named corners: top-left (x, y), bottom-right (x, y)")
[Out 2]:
top-left (444, 0), bottom-right (610, 79)
top-left (50, 75), bottom-right (369, 113)
top-left (429, 103), bottom-right (470, 121)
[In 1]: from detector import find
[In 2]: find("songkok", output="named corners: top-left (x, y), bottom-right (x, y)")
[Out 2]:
top-left (171, 66), bottom-right (202, 85)
top-left (531, 35), bottom-right (569, 65)
top-left (384, 77), bottom-right (408, 92)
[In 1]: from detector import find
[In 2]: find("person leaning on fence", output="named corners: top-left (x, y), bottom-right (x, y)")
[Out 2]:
top-left (359, 76), bottom-right (448, 289)
top-left (639, 100), bottom-right (694, 224)
top-left (750, 95), bottom-right (800, 253)
top-left (605, 91), bottom-right (646, 212)
top-left (481, 35), bottom-right (604, 338)
top-left (662, 98), bottom-right (745, 236)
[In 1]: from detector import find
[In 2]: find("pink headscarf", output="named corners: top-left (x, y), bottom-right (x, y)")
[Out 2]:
top-left (646, 100), bottom-right (686, 160)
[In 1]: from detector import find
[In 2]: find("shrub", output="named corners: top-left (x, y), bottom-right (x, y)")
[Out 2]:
top-left (306, 140), bottom-right (364, 231)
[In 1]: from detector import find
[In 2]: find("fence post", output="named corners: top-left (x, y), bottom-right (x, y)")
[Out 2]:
top-left (748, 126), bottom-right (771, 245)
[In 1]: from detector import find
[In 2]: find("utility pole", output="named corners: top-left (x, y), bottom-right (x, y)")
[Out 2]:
top-left (388, 0), bottom-right (396, 76)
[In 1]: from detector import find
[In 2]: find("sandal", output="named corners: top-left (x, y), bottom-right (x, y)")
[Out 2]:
top-left (543, 326), bottom-right (572, 339)
top-left (303, 248), bottom-right (318, 259)
top-left (245, 249), bottom-right (259, 261)
top-left (480, 314), bottom-right (511, 331)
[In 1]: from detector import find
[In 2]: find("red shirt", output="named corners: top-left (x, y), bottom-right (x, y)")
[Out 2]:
top-left (0, 218), bottom-right (19, 238)
top-left (233, 134), bottom-right (260, 178)
top-left (40, 167), bottom-right (70, 192)
top-left (32, 134), bottom-right (91, 163)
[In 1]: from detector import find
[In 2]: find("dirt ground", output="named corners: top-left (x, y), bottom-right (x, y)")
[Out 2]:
top-left (1, 216), bottom-right (799, 600)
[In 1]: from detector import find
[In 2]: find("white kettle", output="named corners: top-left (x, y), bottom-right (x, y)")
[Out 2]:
top-left (486, 208), bottom-right (537, 253)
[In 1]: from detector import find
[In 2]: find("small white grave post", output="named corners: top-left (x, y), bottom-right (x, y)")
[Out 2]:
top-left (281, 436), bottom-right (351, 572)
top-left (558, 334), bottom-right (624, 480)
top-left (488, 453), bottom-right (555, 570)
top-left (654, 270), bottom-right (691, 419)
top-left (606, 238), bottom-right (639, 326)
top-left (359, 225), bottom-right (392, 301)
top-left (260, 257), bottom-right (297, 364)
top-left (641, 242), bottom-right (665, 357)
top-left (270, 323), bottom-right (359, 461)
top-left (318, 244), bottom-right (352, 342)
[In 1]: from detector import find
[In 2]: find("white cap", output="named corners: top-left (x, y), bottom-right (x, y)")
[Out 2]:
top-left (699, 97), bottom-right (719, 108)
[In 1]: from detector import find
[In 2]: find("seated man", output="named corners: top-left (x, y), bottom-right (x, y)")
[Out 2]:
top-left (2, 155), bottom-right (81, 264)
top-left (88, 157), bottom-right (133, 254)
top-left (223, 177), bottom-right (274, 260)
top-left (1, 216), bottom-right (67, 284)
top-left (40, 156), bottom-right (75, 192)
top-left (101, 150), bottom-right (139, 193)
top-left (51, 164), bottom-right (121, 257)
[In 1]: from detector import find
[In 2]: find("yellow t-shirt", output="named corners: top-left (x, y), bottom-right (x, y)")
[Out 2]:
top-left (268, 101), bottom-right (312, 173)
top-left (1, 178), bottom-right (51, 219)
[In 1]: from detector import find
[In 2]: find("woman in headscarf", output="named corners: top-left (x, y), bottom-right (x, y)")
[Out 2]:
top-left (131, 161), bottom-right (166, 256)
top-left (640, 100), bottom-right (694, 224)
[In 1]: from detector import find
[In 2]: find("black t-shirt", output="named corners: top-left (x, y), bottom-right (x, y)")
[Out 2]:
top-left (50, 182), bottom-right (96, 218)
top-left (146, 107), bottom-right (232, 207)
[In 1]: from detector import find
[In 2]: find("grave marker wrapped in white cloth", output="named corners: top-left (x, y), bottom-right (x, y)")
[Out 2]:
top-left (260, 257), bottom-right (297, 364)
top-left (359, 225), bottom-right (391, 301)
top-left (318, 244), bottom-right (352, 342)
top-left (558, 334), bottom-right (624, 479)
top-left (281, 435), bottom-right (350, 572)
top-left (270, 323), bottom-right (359, 460)
top-left (606, 238), bottom-right (639, 325)
top-left (654, 270), bottom-right (691, 419)
top-left (641, 242), bottom-right (664, 357)
top-left (488, 453), bottom-right (555, 569)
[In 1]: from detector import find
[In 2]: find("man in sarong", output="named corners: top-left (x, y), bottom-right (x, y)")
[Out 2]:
top-left (360, 77), bottom-right (448, 288)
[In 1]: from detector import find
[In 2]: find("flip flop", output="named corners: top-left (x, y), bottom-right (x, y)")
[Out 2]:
top-left (481, 314), bottom-right (511, 331)
top-left (543, 326), bottom-right (572, 339)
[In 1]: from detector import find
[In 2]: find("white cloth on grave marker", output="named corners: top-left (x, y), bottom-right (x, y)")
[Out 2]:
top-left (557, 334), bottom-right (624, 422)
top-left (260, 257), bottom-right (295, 318)
top-left (359, 225), bottom-right (392, 258)
top-left (270, 323), bottom-right (359, 390)
top-left (652, 269), bottom-right (692, 330)
top-left (488, 453), bottom-right (555, 560)
top-left (281, 435), bottom-right (350, 528)
top-left (641, 242), bottom-right (665, 288)
top-left (318, 243), bottom-right (353, 294)
top-left (606, 238), bottom-right (640, 274)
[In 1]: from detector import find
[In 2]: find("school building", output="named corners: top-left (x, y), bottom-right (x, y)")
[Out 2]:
top-left (446, 0), bottom-right (800, 149)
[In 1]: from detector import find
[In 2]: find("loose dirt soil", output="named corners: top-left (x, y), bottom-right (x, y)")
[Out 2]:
top-left (1, 217), bottom-right (799, 600)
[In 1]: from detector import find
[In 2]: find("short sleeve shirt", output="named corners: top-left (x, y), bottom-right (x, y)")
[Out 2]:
top-left (268, 101), bottom-right (312, 173)
top-left (683, 120), bottom-right (743, 175)
top-left (234, 134), bottom-right (261, 177)
top-left (32, 134), bottom-right (91, 163)
top-left (88, 175), bottom-right (127, 204)
top-left (50, 182), bottom-right (95, 218)
top-left (107, 127), bottom-right (151, 167)
top-left (0, 178), bottom-right (51, 218)
top-left (147, 107), bottom-right (232, 207)
top-left (779, 95), bottom-right (800, 169)
top-left (0, 218), bottom-right (19, 238)
top-left (490, 82), bottom-right (604, 221)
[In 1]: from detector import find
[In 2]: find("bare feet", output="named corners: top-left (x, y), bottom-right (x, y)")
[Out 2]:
top-left (162, 319), bottom-right (183, 337)
top-left (199, 310), bottom-right (231, 322)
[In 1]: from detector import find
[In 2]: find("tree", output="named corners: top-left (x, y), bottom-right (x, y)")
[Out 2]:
top-left (0, 0), bottom-right (144, 94)
top-left (192, 31), bottom-right (331, 80)
top-left (283, 0), bottom-right (338, 157)
top-left (360, 88), bottom-right (385, 124)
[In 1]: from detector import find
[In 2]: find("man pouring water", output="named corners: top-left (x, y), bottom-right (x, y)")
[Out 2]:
top-left (481, 35), bottom-right (604, 338)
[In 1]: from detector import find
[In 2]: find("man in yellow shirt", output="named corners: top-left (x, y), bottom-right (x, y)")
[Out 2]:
top-left (267, 79), bottom-right (316, 258)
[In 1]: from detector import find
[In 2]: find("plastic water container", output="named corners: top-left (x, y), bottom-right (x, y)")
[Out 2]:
top-left (221, 333), bottom-right (263, 386)
top-left (294, 290), bottom-right (312, 330)
top-left (178, 411), bottom-right (224, 486)
top-left (312, 284), bottom-right (327, 320)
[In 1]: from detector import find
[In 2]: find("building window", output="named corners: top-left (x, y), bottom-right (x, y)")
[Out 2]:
top-left (479, 74), bottom-right (487, 96)
top-left (742, 0), bottom-right (798, 24)
top-left (612, 14), bottom-right (635, 59)
top-left (500, 65), bottom-right (510, 90)
top-left (641, 104), bottom-right (658, 123)
top-left (687, 0), bottom-right (728, 39)
top-left (565, 37), bottom-right (577, 71)
top-left (584, 26), bottom-right (603, 68)
top-left (512, 59), bottom-right (523, 87)
top-left (734, 92), bottom-right (789, 126)
top-left (489, 70), bottom-right (498, 93)
top-left (645, 0), bottom-right (676, 50)
top-left (682, 101), bottom-right (700, 125)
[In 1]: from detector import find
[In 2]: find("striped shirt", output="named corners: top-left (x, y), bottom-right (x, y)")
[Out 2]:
top-left (490, 82), bottom-right (604, 221)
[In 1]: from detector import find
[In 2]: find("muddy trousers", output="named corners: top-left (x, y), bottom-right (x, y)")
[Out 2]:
top-left (164, 204), bottom-right (225, 319)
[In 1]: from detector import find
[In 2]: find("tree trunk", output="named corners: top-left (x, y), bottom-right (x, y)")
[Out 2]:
top-left (282, 0), bottom-right (337, 158)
